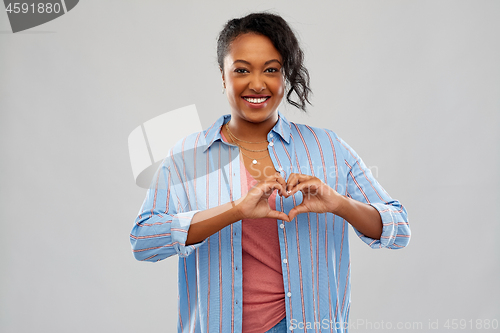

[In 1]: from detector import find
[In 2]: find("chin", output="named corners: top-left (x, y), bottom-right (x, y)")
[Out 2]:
top-left (242, 109), bottom-right (276, 121)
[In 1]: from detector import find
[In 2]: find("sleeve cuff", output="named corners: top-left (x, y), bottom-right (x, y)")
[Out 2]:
top-left (370, 202), bottom-right (398, 248)
top-left (170, 210), bottom-right (205, 257)
top-left (353, 203), bottom-right (398, 249)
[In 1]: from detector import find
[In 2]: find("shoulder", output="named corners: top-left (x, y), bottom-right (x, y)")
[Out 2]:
top-left (288, 121), bottom-right (356, 163)
top-left (289, 121), bottom-right (341, 145)
top-left (165, 130), bottom-right (209, 168)
top-left (170, 130), bottom-right (210, 152)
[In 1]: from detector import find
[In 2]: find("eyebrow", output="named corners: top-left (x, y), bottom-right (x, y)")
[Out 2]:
top-left (232, 59), bottom-right (282, 66)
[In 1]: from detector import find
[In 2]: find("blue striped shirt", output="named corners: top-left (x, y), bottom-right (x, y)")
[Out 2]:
top-left (130, 110), bottom-right (410, 333)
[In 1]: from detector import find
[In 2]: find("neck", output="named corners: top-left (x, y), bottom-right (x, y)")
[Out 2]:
top-left (226, 112), bottom-right (278, 142)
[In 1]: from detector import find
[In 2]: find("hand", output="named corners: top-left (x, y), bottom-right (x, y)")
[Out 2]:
top-left (286, 173), bottom-right (343, 221)
top-left (235, 172), bottom-right (291, 222)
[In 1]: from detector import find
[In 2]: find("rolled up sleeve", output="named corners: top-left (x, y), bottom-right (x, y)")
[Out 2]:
top-left (130, 159), bottom-right (205, 261)
top-left (337, 135), bottom-right (411, 249)
top-left (363, 202), bottom-right (411, 249)
top-left (170, 211), bottom-right (204, 257)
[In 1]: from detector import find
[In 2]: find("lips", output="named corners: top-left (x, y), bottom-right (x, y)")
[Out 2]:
top-left (242, 95), bottom-right (271, 104)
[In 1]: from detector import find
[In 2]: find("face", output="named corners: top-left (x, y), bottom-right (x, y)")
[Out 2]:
top-left (222, 33), bottom-right (285, 124)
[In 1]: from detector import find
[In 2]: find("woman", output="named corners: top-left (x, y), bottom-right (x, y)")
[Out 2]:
top-left (131, 12), bottom-right (410, 333)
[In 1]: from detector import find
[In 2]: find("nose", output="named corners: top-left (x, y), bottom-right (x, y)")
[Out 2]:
top-left (248, 74), bottom-right (266, 93)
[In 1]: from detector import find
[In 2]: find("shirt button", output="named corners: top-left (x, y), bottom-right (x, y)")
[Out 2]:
top-left (287, 292), bottom-right (292, 297)
top-left (278, 166), bottom-right (283, 171)
top-left (235, 266), bottom-right (238, 270)
top-left (269, 142), bottom-right (274, 147)
top-left (235, 300), bottom-right (238, 304)
top-left (283, 258), bottom-right (288, 264)
top-left (279, 224), bottom-right (285, 229)
top-left (289, 325), bottom-right (294, 331)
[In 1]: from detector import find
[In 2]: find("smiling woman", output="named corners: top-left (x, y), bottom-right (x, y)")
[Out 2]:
top-left (131, 12), bottom-right (410, 333)
top-left (222, 33), bottom-right (285, 133)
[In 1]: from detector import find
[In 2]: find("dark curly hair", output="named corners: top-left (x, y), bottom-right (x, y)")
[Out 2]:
top-left (217, 12), bottom-right (312, 112)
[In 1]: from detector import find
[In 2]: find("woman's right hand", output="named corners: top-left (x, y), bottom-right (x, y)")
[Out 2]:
top-left (234, 172), bottom-right (291, 222)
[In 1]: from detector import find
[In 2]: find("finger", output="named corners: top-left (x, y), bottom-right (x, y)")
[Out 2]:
top-left (274, 175), bottom-right (288, 197)
top-left (289, 180), bottom-right (329, 198)
top-left (257, 181), bottom-right (285, 198)
top-left (286, 173), bottom-right (298, 193)
top-left (286, 173), bottom-right (314, 193)
top-left (263, 172), bottom-right (287, 196)
top-left (270, 182), bottom-right (285, 197)
top-left (265, 171), bottom-right (284, 181)
top-left (267, 209), bottom-right (290, 222)
top-left (288, 203), bottom-right (309, 222)
top-left (289, 179), bottom-right (319, 195)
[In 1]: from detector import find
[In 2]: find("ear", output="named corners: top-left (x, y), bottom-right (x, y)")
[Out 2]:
top-left (220, 67), bottom-right (225, 82)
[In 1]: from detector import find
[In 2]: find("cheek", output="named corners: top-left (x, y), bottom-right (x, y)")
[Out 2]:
top-left (272, 78), bottom-right (285, 97)
top-left (226, 78), bottom-right (244, 96)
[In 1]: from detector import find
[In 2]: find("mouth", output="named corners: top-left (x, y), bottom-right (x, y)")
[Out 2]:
top-left (242, 96), bottom-right (271, 104)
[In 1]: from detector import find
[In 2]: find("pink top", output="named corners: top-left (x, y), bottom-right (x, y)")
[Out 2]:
top-left (220, 131), bottom-right (286, 332)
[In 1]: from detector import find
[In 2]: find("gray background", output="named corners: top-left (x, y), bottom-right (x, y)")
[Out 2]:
top-left (1, 0), bottom-right (499, 332)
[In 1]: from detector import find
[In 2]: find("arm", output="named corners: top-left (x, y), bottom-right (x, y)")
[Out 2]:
top-left (130, 160), bottom-right (205, 262)
top-left (185, 201), bottom-right (242, 245)
top-left (337, 135), bottom-right (410, 249)
top-left (131, 161), bottom-right (290, 259)
top-left (333, 196), bottom-right (382, 239)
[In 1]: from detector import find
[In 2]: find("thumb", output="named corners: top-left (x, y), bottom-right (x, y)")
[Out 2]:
top-left (288, 204), bottom-right (309, 222)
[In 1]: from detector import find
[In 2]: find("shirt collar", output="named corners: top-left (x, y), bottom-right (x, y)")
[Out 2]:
top-left (202, 110), bottom-right (291, 152)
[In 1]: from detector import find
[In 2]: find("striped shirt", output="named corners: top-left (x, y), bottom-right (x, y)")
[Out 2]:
top-left (130, 110), bottom-right (410, 333)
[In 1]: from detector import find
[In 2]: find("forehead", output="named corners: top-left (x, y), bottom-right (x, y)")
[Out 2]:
top-left (224, 33), bottom-right (282, 65)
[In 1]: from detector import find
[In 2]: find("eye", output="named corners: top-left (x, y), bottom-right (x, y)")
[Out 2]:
top-left (234, 68), bottom-right (249, 74)
top-left (265, 67), bottom-right (280, 73)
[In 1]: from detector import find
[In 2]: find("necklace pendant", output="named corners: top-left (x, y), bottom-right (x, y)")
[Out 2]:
top-left (252, 159), bottom-right (258, 165)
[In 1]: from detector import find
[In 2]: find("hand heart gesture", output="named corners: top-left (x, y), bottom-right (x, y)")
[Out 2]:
top-left (236, 172), bottom-right (291, 222)
top-left (285, 173), bottom-right (341, 221)
top-left (235, 172), bottom-right (340, 222)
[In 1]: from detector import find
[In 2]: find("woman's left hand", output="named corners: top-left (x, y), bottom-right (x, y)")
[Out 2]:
top-left (285, 173), bottom-right (344, 221)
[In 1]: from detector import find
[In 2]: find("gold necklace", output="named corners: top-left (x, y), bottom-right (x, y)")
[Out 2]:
top-left (225, 121), bottom-right (270, 165)
top-left (225, 125), bottom-right (268, 152)
top-left (225, 121), bottom-right (269, 144)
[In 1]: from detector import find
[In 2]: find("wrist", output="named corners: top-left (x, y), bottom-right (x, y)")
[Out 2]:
top-left (331, 194), bottom-right (349, 216)
top-left (232, 197), bottom-right (245, 220)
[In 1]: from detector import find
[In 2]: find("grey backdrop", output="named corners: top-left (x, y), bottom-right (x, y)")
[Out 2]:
top-left (1, 1), bottom-right (499, 332)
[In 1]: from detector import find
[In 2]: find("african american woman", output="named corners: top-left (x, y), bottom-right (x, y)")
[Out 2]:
top-left (131, 12), bottom-right (410, 333)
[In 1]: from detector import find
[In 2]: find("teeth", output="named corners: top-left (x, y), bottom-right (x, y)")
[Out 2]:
top-left (244, 97), bottom-right (268, 103)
